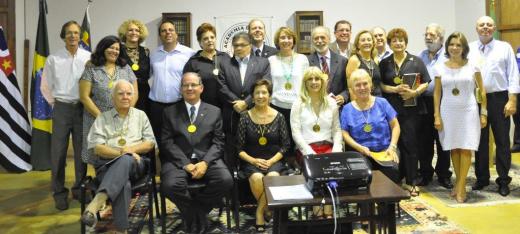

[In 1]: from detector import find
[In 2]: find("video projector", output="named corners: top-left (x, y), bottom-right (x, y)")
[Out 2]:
top-left (302, 152), bottom-right (372, 195)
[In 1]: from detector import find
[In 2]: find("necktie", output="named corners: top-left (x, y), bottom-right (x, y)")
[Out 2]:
top-left (255, 49), bottom-right (261, 57)
top-left (480, 44), bottom-right (485, 54)
top-left (321, 56), bottom-right (329, 75)
top-left (321, 56), bottom-right (332, 92)
top-left (189, 106), bottom-right (196, 123)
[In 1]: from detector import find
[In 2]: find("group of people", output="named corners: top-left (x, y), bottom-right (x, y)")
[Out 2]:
top-left (41, 14), bottom-right (519, 233)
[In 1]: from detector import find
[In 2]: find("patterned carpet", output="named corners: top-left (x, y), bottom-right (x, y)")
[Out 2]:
top-left (421, 164), bottom-right (520, 207)
top-left (92, 194), bottom-right (466, 233)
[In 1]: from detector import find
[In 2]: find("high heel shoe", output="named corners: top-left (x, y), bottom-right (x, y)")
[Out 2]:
top-left (456, 194), bottom-right (467, 203)
top-left (450, 189), bottom-right (457, 198)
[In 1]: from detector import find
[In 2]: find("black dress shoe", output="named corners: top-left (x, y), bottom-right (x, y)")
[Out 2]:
top-left (81, 211), bottom-right (97, 227)
top-left (437, 178), bottom-right (454, 189)
top-left (54, 197), bottom-right (69, 211)
top-left (498, 184), bottom-right (510, 196)
top-left (416, 177), bottom-right (431, 186)
top-left (196, 212), bottom-right (209, 234)
top-left (472, 181), bottom-right (490, 190)
top-left (511, 144), bottom-right (520, 153)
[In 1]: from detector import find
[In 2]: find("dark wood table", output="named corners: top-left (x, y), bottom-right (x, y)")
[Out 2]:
top-left (264, 171), bottom-right (410, 234)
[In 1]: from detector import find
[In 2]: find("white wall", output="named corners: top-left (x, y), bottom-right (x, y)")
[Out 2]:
top-left (15, 0), bottom-right (485, 98)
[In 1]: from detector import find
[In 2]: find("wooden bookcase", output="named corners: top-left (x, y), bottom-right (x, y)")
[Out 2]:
top-left (294, 11), bottom-right (323, 54)
top-left (162, 12), bottom-right (192, 47)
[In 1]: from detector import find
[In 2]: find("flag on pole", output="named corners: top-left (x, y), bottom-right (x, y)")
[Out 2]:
top-left (489, 0), bottom-right (500, 39)
top-left (0, 27), bottom-right (32, 173)
top-left (30, 0), bottom-right (52, 170)
top-left (79, 1), bottom-right (91, 51)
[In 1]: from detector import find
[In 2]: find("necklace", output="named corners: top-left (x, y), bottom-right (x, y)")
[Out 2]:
top-left (106, 66), bottom-right (118, 88)
top-left (279, 54), bottom-right (294, 90)
top-left (311, 101), bottom-right (322, 132)
top-left (360, 55), bottom-right (375, 79)
top-left (126, 46), bottom-right (140, 71)
top-left (392, 55), bottom-right (409, 85)
top-left (356, 100), bottom-right (373, 133)
top-left (114, 111), bottom-right (130, 146)
top-left (253, 108), bottom-right (271, 146)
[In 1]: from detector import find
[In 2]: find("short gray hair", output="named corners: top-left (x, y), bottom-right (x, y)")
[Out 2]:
top-left (111, 79), bottom-right (134, 98)
top-left (182, 72), bottom-right (203, 85)
top-left (426, 23), bottom-right (445, 39)
top-left (311, 26), bottom-right (331, 40)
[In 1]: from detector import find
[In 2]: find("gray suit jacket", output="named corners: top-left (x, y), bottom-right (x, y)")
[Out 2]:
top-left (329, 41), bottom-right (353, 58)
top-left (307, 50), bottom-right (349, 103)
top-left (160, 101), bottom-right (224, 169)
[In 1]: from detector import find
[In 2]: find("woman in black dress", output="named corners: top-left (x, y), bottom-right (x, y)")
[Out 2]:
top-left (183, 23), bottom-right (231, 108)
top-left (117, 19), bottom-right (150, 114)
top-left (346, 29), bottom-right (382, 97)
top-left (379, 28), bottom-right (430, 196)
top-left (236, 79), bottom-right (290, 232)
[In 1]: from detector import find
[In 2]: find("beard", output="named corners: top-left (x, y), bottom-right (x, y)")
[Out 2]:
top-left (426, 40), bottom-right (442, 52)
top-left (313, 44), bottom-right (329, 54)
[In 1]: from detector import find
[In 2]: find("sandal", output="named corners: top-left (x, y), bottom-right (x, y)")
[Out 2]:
top-left (403, 184), bottom-right (420, 197)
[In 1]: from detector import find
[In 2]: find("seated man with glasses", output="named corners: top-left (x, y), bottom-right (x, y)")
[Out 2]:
top-left (161, 72), bottom-right (233, 233)
top-left (81, 79), bottom-right (156, 233)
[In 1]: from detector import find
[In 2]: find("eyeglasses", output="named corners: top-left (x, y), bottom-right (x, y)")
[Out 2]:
top-left (232, 43), bottom-right (250, 48)
top-left (181, 83), bottom-right (201, 89)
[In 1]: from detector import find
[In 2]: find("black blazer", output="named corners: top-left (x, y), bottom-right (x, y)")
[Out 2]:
top-left (160, 101), bottom-right (225, 169)
top-left (307, 50), bottom-right (349, 102)
top-left (251, 44), bottom-right (279, 58)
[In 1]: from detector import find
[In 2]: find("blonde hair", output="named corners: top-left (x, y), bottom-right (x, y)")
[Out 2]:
top-left (118, 19), bottom-right (149, 43)
top-left (273, 26), bottom-right (298, 50)
top-left (349, 69), bottom-right (373, 89)
top-left (351, 30), bottom-right (378, 60)
top-left (300, 67), bottom-right (329, 108)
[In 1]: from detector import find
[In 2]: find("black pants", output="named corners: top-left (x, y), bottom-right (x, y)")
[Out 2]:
top-left (397, 114), bottom-right (420, 185)
top-left (160, 160), bottom-right (233, 223)
top-left (418, 97), bottom-right (452, 180)
top-left (475, 91), bottom-right (512, 185)
top-left (512, 93), bottom-right (520, 146)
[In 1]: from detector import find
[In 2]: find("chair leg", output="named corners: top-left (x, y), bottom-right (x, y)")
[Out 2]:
top-left (160, 193), bottom-right (167, 234)
top-left (147, 178), bottom-right (154, 233)
top-left (152, 176), bottom-right (161, 219)
top-left (232, 181), bottom-right (240, 233)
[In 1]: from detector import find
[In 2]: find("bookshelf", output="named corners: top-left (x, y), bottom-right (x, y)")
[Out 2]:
top-left (294, 11), bottom-right (323, 54)
top-left (162, 12), bottom-right (192, 47)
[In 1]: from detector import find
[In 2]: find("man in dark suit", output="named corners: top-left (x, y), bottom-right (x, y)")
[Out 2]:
top-left (307, 26), bottom-right (349, 106)
top-left (248, 19), bottom-right (278, 58)
top-left (218, 32), bottom-right (271, 165)
top-left (160, 72), bottom-right (233, 233)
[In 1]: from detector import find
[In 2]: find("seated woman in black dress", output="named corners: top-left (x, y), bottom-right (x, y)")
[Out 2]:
top-left (341, 69), bottom-right (401, 184)
top-left (236, 79), bottom-right (290, 232)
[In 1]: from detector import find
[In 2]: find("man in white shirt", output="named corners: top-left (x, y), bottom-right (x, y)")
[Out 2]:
top-left (329, 20), bottom-right (353, 58)
top-left (469, 16), bottom-right (520, 196)
top-left (372, 26), bottom-right (392, 61)
top-left (42, 21), bottom-right (91, 210)
top-left (149, 19), bottom-right (195, 147)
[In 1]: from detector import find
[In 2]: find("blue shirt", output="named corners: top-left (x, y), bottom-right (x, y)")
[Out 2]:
top-left (340, 97), bottom-right (397, 152)
top-left (419, 47), bottom-right (447, 96)
top-left (468, 39), bottom-right (520, 94)
top-left (149, 44), bottom-right (195, 103)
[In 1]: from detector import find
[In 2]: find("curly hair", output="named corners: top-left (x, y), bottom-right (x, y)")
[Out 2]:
top-left (387, 28), bottom-right (408, 46)
top-left (117, 19), bottom-right (149, 43)
top-left (273, 27), bottom-right (298, 50)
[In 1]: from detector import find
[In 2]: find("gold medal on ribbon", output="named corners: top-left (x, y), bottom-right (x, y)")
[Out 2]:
top-left (258, 136), bottom-right (267, 145)
top-left (187, 124), bottom-right (197, 133)
top-left (452, 88), bottom-right (460, 96)
top-left (363, 123), bottom-right (373, 133)
top-left (212, 69), bottom-right (219, 76)
top-left (131, 63), bottom-right (140, 71)
top-left (108, 80), bottom-right (114, 89)
top-left (312, 124), bottom-right (321, 132)
top-left (118, 138), bottom-right (126, 146)
top-left (393, 77), bottom-right (402, 85)
top-left (284, 82), bottom-right (292, 90)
